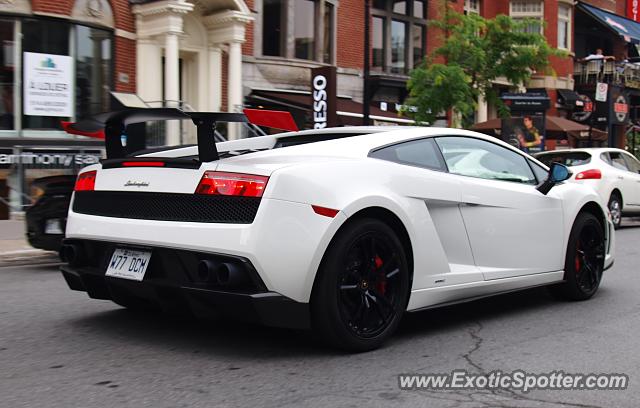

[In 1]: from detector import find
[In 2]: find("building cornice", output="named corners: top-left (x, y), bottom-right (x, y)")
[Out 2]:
top-left (132, 0), bottom-right (194, 17)
top-left (203, 10), bottom-right (253, 29)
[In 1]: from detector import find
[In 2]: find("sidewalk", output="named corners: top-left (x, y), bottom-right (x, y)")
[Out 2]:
top-left (0, 220), bottom-right (59, 266)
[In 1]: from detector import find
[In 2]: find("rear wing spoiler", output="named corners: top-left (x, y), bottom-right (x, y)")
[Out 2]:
top-left (62, 108), bottom-right (298, 162)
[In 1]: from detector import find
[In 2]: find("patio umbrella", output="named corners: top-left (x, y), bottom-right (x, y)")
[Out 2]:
top-left (471, 116), bottom-right (590, 133)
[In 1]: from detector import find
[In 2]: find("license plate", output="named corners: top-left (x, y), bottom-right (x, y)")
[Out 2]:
top-left (44, 219), bottom-right (63, 234)
top-left (105, 248), bottom-right (152, 281)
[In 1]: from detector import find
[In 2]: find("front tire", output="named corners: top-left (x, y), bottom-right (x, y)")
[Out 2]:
top-left (550, 212), bottom-right (605, 301)
top-left (311, 218), bottom-right (410, 351)
top-left (608, 193), bottom-right (622, 230)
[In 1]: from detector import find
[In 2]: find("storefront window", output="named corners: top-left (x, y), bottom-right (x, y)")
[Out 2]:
top-left (0, 20), bottom-right (14, 130)
top-left (76, 26), bottom-right (112, 118)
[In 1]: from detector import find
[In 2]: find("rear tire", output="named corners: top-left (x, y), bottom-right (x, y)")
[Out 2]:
top-left (608, 193), bottom-right (622, 230)
top-left (311, 218), bottom-right (410, 352)
top-left (549, 212), bottom-right (605, 301)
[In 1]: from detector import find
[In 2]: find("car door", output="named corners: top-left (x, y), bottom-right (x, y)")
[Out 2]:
top-left (434, 136), bottom-right (565, 280)
top-left (621, 152), bottom-right (640, 208)
top-left (608, 151), bottom-right (639, 206)
top-left (369, 137), bottom-right (484, 286)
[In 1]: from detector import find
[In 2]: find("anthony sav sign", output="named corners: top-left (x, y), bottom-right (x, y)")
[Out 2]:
top-left (24, 52), bottom-right (73, 117)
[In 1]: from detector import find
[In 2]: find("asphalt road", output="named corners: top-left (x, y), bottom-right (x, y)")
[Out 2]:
top-left (2, 225), bottom-right (640, 408)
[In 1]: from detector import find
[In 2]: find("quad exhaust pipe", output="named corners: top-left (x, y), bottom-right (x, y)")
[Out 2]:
top-left (60, 244), bottom-right (84, 266)
top-left (197, 260), bottom-right (250, 288)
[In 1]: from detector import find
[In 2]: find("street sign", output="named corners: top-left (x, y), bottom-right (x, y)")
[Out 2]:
top-left (595, 82), bottom-right (608, 102)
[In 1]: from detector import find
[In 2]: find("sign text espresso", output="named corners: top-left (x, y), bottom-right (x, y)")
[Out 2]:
top-left (310, 66), bottom-right (337, 129)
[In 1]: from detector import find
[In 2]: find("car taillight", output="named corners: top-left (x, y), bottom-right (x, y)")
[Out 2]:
top-left (121, 161), bottom-right (165, 167)
top-left (74, 170), bottom-right (97, 191)
top-left (195, 171), bottom-right (269, 197)
top-left (575, 169), bottom-right (602, 180)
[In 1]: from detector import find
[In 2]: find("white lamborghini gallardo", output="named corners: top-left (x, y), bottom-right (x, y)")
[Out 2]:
top-left (60, 109), bottom-right (614, 351)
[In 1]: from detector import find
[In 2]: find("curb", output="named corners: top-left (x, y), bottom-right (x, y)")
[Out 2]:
top-left (0, 249), bottom-right (61, 267)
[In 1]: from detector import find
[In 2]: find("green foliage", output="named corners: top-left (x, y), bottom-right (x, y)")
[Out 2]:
top-left (404, 5), bottom-right (566, 128)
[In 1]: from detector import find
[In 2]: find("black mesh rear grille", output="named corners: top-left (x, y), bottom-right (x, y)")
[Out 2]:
top-left (73, 191), bottom-right (261, 223)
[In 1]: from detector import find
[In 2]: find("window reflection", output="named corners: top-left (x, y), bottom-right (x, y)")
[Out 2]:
top-left (393, 0), bottom-right (407, 14)
top-left (391, 20), bottom-right (406, 73)
top-left (76, 26), bottom-right (112, 119)
top-left (373, 17), bottom-right (385, 69)
top-left (412, 24), bottom-right (424, 68)
top-left (413, 0), bottom-right (425, 18)
top-left (294, 0), bottom-right (315, 60)
top-left (323, 3), bottom-right (334, 63)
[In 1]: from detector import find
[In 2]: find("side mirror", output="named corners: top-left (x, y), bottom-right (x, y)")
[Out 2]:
top-left (537, 163), bottom-right (571, 195)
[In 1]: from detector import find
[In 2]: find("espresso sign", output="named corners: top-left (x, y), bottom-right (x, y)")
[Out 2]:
top-left (311, 66), bottom-right (337, 129)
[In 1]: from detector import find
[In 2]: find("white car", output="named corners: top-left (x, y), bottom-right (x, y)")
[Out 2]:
top-left (60, 109), bottom-right (614, 351)
top-left (536, 148), bottom-right (640, 229)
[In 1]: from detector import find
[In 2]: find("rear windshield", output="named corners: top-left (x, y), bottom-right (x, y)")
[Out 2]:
top-left (535, 152), bottom-right (591, 167)
top-left (274, 132), bottom-right (370, 148)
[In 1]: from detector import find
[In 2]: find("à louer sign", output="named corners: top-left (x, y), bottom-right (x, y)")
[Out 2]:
top-left (23, 52), bottom-right (74, 117)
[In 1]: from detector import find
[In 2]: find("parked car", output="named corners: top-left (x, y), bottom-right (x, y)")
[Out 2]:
top-left (59, 110), bottom-right (614, 351)
top-left (26, 175), bottom-right (76, 251)
top-left (535, 148), bottom-right (640, 229)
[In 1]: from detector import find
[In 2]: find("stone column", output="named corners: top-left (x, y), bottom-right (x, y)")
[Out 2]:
top-left (227, 40), bottom-right (243, 140)
top-left (136, 38), bottom-right (162, 106)
top-left (165, 31), bottom-right (181, 145)
top-left (208, 45), bottom-right (222, 112)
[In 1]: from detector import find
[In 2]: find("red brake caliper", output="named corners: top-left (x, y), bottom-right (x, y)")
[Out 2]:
top-left (575, 243), bottom-right (581, 275)
top-left (374, 255), bottom-right (386, 295)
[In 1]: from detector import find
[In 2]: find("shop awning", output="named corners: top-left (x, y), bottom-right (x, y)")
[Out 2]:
top-left (472, 116), bottom-right (589, 133)
top-left (557, 89), bottom-right (584, 108)
top-left (577, 2), bottom-right (640, 43)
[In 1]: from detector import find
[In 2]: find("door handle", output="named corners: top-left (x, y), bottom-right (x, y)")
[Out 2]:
top-left (618, 176), bottom-right (624, 180)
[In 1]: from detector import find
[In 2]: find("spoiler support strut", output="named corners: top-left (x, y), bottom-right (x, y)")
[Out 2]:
top-left (64, 108), bottom-right (248, 162)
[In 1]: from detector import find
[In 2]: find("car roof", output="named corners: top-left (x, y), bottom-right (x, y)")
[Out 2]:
top-left (218, 126), bottom-right (542, 163)
top-left (142, 126), bottom-right (408, 158)
top-left (536, 148), bottom-right (628, 155)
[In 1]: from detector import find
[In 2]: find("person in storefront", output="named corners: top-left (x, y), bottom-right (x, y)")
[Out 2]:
top-left (516, 116), bottom-right (542, 152)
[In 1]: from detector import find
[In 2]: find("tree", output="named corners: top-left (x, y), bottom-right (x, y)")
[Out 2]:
top-left (404, 6), bottom-right (565, 128)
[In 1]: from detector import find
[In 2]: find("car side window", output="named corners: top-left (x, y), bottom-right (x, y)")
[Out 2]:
top-left (435, 136), bottom-right (537, 184)
top-left (600, 152), bottom-right (612, 164)
top-left (608, 152), bottom-right (629, 171)
top-left (369, 138), bottom-right (446, 171)
top-left (622, 152), bottom-right (640, 173)
top-left (529, 160), bottom-right (548, 183)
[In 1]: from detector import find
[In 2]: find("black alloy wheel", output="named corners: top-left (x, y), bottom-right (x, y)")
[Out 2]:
top-left (311, 218), bottom-right (410, 351)
top-left (550, 212), bottom-right (605, 301)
